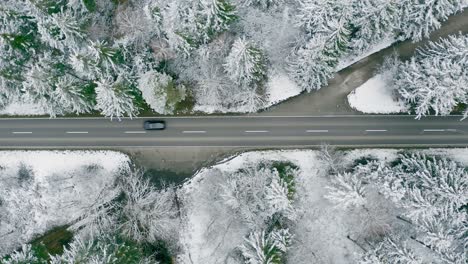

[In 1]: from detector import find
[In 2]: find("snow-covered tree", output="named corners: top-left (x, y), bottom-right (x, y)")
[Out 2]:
top-left (350, 0), bottom-right (398, 53)
top-left (288, 37), bottom-right (337, 92)
top-left (34, 7), bottom-right (85, 52)
top-left (399, 0), bottom-right (465, 42)
top-left (224, 37), bottom-right (266, 86)
top-left (94, 76), bottom-right (138, 120)
top-left (119, 172), bottom-right (179, 245)
top-left (265, 177), bottom-right (296, 221)
top-left (137, 70), bottom-right (186, 114)
top-left (49, 235), bottom-right (159, 264)
top-left (238, 0), bottom-right (283, 9)
top-left (220, 164), bottom-right (298, 228)
top-left (1, 244), bottom-right (42, 264)
top-left (239, 228), bottom-right (292, 264)
top-left (52, 76), bottom-right (92, 115)
top-left (359, 236), bottom-right (423, 264)
top-left (393, 34), bottom-right (468, 119)
top-left (372, 152), bottom-right (467, 263)
top-left (325, 171), bottom-right (367, 209)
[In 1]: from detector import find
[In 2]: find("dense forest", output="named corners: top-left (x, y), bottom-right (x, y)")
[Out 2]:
top-left (1, 0), bottom-right (465, 118)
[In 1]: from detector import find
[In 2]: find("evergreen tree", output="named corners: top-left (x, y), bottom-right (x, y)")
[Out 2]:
top-left (399, 0), bottom-right (465, 42)
top-left (224, 37), bottom-right (266, 86)
top-left (394, 34), bottom-right (468, 119)
top-left (94, 76), bottom-right (138, 120)
top-left (350, 0), bottom-right (399, 53)
top-left (325, 171), bottom-right (367, 209)
top-left (239, 229), bottom-right (292, 264)
top-left (359, 236), bottom-right (423, 264)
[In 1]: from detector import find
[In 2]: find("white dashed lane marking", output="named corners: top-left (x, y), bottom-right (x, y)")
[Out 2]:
top-left (244, 130), bottom-right (269, 133)
top-left (66, 131), bottom-right (89, 134)
top-left (306, 130), bottom-right (329, 133)
top-left (365, 129), bottom-right (387, 132)
top-left (182, 131), bottom-right (207, 134)
top-left (125, 131), bottom-right (147, 134)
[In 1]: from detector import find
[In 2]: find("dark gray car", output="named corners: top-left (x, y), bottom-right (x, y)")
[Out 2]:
top-left (144, 120), bottom-right (166, 130)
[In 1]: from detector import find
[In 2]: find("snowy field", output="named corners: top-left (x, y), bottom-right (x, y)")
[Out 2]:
top-left (177, 148), bottom-right (468, 263)
top-left (347, 73), bottom-right (408, 114)
top-left (0, 151), bottom-right (131, 254)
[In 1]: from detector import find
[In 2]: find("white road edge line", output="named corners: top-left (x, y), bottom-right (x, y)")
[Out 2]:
top-left (306, 130), bottom-right (329, 133)
top-left (66, 131), bottom-right (88, 134)
top-left (12, 131), bottom-right (32, 134)
top-left (182, 131), bottom-right (207, 134)
top-left (125, 131), bottom-right (147, 134)
top-left (244, 130), bottom-right (269, 133)
top-left (365, 129), bottom-right (387, 132)
top-left (424, 129), bottom-right (445, 132)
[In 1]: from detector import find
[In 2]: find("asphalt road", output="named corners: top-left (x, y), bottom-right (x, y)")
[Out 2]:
top-left (0, 115), bottom-right (467, 148)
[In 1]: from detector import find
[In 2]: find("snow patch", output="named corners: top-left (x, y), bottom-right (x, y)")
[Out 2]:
top-left (0, 100), bottom-right (47, 116)
top-left (347, 73), bottom-right (407, 114)
top-left (0, 151), bottom-right (131, 254)
top-left (265, 74), bottom-right (302, 107)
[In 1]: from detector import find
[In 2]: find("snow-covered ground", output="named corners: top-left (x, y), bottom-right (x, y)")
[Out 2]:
top-left (347, 73), bottom-right (408, 114)
top-left (0, 151), bottom-right (131, 254)
top-left (0, 99), bottom-right (47, 116)
top-left (265, 73), bottom-right (302, 107)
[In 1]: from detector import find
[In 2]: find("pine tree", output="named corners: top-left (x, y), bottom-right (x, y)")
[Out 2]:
top-left (288, 37), bottom-right (337, 92)
top-left (52, 76), bottom-right (92, 115)
top-left (399, 0), bottom-right (464, 42)
top-left (394, 34), bottom-right (468, 119)
top-left (324, 171), bottom-right (367, 209)
top-left (205, 0), bottom-right (237, 39)
top-left (240, 0), bottom-right (283, 9)
top-left (350, 0), bottom-right (398, 53)
top-left (94, 76), bottom-right (137, 120)
top-left (118, 172), bottom-right (178, 244)
top-left (224, 37), bottom-right (266, 86)
top-left (239, 229), bottom-right (292, 264)
top-left (359, 236), bottom-right (423, 264)
top-left (1, 244), bottom-right (44, 264)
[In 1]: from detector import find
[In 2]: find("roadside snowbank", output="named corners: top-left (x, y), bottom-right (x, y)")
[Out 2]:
top-left (0, 100), bottom-right (47, 116)
top-left (347, 73), bottom-right (407, 114)
top-left (265, 74), bottom-right (303, 107)
top-left (0, 151), bottom-right (131, 254)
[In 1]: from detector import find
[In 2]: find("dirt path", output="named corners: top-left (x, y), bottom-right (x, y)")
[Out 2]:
top-left (257, 9), bottom-right (468, 116)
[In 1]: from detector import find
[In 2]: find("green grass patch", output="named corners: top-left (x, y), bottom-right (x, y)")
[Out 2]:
top-left (30, 226), bottom-right (73, 258)
top-left (83, 0), bottom-right (97, 12)
top-left (173, 89), bottom-right (195, 114)
top-left (143, 169), bottom-right (191, 188)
